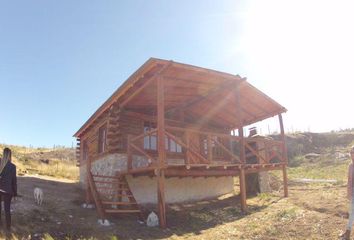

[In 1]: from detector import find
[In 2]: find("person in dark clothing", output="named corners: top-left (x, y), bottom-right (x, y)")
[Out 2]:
top-left (0, 148), bottom-right (17, 230)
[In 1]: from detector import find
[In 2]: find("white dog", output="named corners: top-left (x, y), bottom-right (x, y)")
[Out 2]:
top-left (34, 187), bottom-right (43, 205)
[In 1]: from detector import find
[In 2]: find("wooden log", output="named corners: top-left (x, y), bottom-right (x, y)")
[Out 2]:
top-left (130, 143), bottom-right (156, 163)
top-left (127, 135), bottom-right (133, 171)
top-left (102, 201), bottom-right (138, 205)
top-left (157, 75), bottom-right (167, 228)
top-left (157, 169), bottom-right (166, 228)
top-left (239, 168), bottom-right (247, 212)
top-left (185, 131), bottom-right (190, 165)
top-left (165, 168), bottom-right (239, 177)
top-left (120, 61), bottom-right (172, 108)
top-left (207, 134), bottom-right (212, 162)
top-left (279, 114), bottom-right (288, 197)
top-left (87, 171), bottom-right (106, 219)
top-left (235, 83), bottom-right (246, 165)
top-left (105, 209), bottom-right (140, 213)
top-left (166, 126), bottom-right (241, 141)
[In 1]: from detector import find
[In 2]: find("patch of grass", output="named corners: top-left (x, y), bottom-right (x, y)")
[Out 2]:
top-left (257, 192), bottom-right (274, 201)
top-left (275, 207), bottom-right (298, 221)
top-left (0, 144), bottom-right (78, 180)
top-left (43, 233), bottom-right (55, 240)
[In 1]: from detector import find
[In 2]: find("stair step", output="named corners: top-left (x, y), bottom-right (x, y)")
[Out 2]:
top-left (97, 186), bottom-right (117, 190)
top-left (102, 201), bottom-right (138, 205)
top-left (98, 194), bottom-right (134, 198)
top-left (97, 187), bottom-right (131, 191)
top-left (93, 180), bottom-right (128, 186)
top-left (92, 174), bottom-right (120, 179)
top-left (93, 180), bottom-right (120, 184)
top-left (105, 209), bottom-right (141, 213)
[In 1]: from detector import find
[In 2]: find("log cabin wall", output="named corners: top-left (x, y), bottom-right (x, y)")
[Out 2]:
top-left (111, 110), bottom-right (144, 152)
top-left (79, 110), bottom-right (109, 166)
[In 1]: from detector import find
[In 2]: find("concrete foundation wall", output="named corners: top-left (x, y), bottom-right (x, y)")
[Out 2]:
top-left (80, 153), bottom-right (234, 204)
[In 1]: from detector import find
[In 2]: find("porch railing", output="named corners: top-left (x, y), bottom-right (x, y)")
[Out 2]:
top-left (126, 126), bottom-right (286, 172)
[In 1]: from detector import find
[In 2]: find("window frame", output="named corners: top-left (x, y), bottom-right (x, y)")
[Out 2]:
top-left (143, 121), bottom-right (182, 153)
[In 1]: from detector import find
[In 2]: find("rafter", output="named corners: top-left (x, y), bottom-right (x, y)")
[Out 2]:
top-left (166, 78), bottom-right (245, 114)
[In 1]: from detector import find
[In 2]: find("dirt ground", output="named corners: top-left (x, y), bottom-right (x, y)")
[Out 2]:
top-left (0, 175), bottom-right (350, 240)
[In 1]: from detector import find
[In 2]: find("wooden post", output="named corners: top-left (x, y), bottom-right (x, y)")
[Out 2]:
top-left (157, 76), bottom-right (167, 228)
top-left (239, 168), bottom-right (247, 212)
top-left (157, 169), bottom-right (166, 228)
top-left (239, 127), bottom-right (246, 164)
top-left (278, 113), bottom-right (288, 197)
top-left (127, 135), bottom-right (132, 171)
top-left (207, 134), bottom-right (212, 163)
top-left (235, 83), bottom-right (245, 164)
top-left (185, 131), bottom-right (191, 165)
top-left (235, 82), bottom-right (247, 211)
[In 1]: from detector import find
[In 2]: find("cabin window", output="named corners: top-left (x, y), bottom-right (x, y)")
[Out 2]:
top-left (165, 136), bottom-right (182, 153)
top-left (143, 122), bottom-right (182, 153)
top-left (82, 140), bottom-right (88, 162)
top-left (98, 125), bottom-right (107, 153)
top-left (144, 124), bottom-right (157, 150)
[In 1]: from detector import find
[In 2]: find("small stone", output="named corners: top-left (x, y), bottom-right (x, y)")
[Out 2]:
top-left (57, 221), bottom-right (61, 225)
top-left (86, 204), bottom-right (95, 209)
top-left (68, 215), bottom-right (73, 218)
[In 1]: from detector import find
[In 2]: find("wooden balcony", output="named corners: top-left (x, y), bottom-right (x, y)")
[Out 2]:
top-left (124, 125), bottom-right (287, 177)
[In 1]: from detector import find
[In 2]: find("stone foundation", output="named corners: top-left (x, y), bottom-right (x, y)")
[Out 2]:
top-left (80, 153), bottom-right (234, 204)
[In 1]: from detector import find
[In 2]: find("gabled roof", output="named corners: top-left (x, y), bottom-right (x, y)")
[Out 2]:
top-left (74, 58), bottom-right (286, 137)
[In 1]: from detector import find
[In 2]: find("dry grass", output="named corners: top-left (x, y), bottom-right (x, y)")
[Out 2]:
top-left (0, 144), bottom-right (79, 180)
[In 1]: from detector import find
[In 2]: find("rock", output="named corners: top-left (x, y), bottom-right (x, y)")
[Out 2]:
top-left (146, 211), bottom-right (159, 227)
top-left (81, 203), bottom-right (87, 208)
top-left (86, 204), bottom-right (95, 209)
top-left (335, 152), bottom-right (349, 160)
top-left (98, 219), bottom-right (111, 226)
top-left (68, 215), bottom-right (73, 218)
top-left (103, 219), bottom-right (111, 226)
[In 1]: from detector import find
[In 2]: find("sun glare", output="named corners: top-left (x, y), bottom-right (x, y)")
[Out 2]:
top-left (238, 0), bottom-right (354, 133)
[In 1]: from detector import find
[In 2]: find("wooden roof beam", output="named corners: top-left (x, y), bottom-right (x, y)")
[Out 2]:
top-left (120, 62), bottom-right (172, 108)
top-left (166, 78), bottom-right (245, 114)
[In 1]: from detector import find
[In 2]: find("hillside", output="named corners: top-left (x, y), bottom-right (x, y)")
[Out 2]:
top-left (0, 144), bottom-right (78, 180)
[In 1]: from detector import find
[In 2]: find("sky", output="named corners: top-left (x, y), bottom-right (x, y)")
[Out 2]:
top-left (0, 0), bottom-right (353, 147)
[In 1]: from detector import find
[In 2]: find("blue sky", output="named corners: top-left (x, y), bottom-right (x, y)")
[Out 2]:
top-left (1, 1), bottom-right (353, 147)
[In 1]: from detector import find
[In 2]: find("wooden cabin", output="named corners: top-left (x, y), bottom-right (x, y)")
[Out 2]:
top-left (73, 58), bottom-right (288, 228)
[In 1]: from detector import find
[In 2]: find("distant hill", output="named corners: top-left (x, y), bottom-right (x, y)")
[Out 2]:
top-left (0, 144), bottom-right (78, 180)
top-left (282, 132), bottom-right (354, 158)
